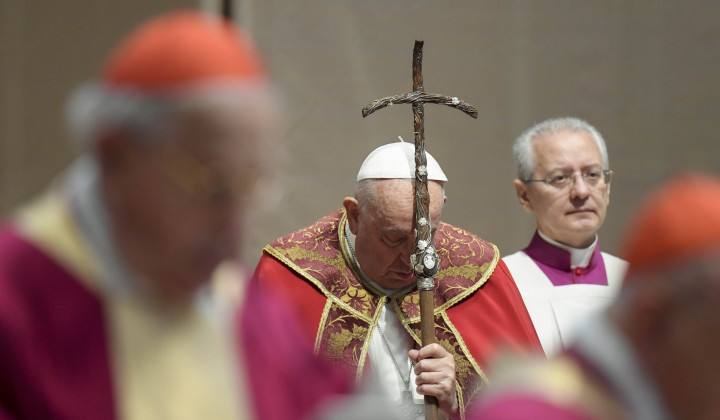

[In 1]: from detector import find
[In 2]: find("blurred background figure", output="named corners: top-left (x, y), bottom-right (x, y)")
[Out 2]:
top-left (470, 173), bottom-right (720, 419)
top-left (0, 10), bottom-right (278, 419)
top-left (504, 117), bottom-right (627, 356)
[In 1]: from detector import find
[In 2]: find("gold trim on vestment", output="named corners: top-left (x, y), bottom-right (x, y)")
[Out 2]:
top-left (264, 209), bottom-right (501, 417)
top-left (315, 298), bottom-right (334, 355)
top-left (442, 310), bottom-right (487, 420)
top-left (388, 297), bottom-right (422, 348)
top-left (264, 242), bottom-right (383, 384)
top-left (263, 245), bottom-right (372, 323)
top-left (442, 310), bottom-right (488, 384)
top-left (356, 296), bottom-right (387, 383)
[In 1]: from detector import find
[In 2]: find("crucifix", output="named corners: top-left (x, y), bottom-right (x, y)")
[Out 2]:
top-left (362, 41), bottom-right (478, 420)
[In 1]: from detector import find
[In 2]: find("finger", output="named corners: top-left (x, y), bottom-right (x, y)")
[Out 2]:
top-left (414, 354), bottom-right (455, 375)
top-left (417, 342), bottom-right (450, 359)
top-left (408, 348), bottom-right (420, 363)
top-left (415, 370), bottom-right (454, 388)
top-left (416, 380), bottom-right (455, 398)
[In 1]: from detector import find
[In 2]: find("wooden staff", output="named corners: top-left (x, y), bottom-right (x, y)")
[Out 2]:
top-left (221, 0), bottom-right (233, 19)
top-left (362, 40), bottom-right (478, 420)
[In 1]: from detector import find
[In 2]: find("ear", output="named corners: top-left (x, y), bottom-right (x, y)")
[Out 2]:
top-left (343, 197), bottom-right (360, 235)
top-left (513, 179), bottom-right (534, 214)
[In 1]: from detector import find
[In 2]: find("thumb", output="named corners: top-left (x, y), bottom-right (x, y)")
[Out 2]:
top-left (408, 348), bottom-right (420, 363)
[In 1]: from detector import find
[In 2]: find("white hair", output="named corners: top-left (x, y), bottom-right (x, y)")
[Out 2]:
top-left (512, 117), bottom-right (609, 181)
top-left (65, 80), bottom-right (277, 150)
top-left (355, 178), bottom-right (447, 213)
top-left (65, 83), bottom-right (175, 150)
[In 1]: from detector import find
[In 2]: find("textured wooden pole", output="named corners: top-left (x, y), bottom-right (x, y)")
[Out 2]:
top-left (362, 40), bottom-right (477, 420)
top-left (411, 41), bottom-right (439, 420)
top-left (420, 289), bottom-right (438, 419)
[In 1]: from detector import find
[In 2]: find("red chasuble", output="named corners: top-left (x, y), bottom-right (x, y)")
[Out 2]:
top-left (252, 210), bottom-right (542, 417)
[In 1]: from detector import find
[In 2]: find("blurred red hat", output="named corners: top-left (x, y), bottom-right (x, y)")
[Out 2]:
top-left (622, 173), bottom-right (720, 274)
top-left (102, 10), bottom-right (266, 92)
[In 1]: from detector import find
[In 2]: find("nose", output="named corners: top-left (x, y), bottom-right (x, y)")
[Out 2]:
top-left (397, 241), bottom-right (415, 268)
top-left (570, 174), bottom-right (590, 199)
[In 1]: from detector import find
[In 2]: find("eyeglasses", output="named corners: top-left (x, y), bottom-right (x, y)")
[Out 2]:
top-left (524, 168), bottom-right (613, 189)
top-left (158, 146), bottom-right (266, 202)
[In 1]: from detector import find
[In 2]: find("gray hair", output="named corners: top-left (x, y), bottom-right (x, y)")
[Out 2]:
top-left (65, 82), bottom-right (175, 150)
top-left (354, 178), bottom-right (446, 214)
top-left (512, 117), bottom-right (609, 181)
top-left (65, 81), bottom-right (277, 151)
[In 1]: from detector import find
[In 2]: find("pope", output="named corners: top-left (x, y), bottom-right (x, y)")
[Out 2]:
top-left (250, 140), bottom-right (542, 419)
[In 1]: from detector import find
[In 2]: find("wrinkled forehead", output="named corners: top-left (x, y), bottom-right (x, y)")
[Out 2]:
top-left (371, 179), bottom-right (444, 224)
top-left (532, 130), bottom-right (603, 168)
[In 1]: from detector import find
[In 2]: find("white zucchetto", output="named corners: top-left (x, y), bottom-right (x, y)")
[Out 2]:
top-left (356, 139), bottom-right (448, 182)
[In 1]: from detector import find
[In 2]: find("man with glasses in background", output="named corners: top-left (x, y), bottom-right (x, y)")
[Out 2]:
top-left (503, 117), bottom-right (628, 356)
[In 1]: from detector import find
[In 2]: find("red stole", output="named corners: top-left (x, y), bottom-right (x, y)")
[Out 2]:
top-left (253, 209), bottom-right (541, 416)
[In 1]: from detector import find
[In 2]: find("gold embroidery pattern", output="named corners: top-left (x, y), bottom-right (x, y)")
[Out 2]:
top-left (321, 303), bottom-right (372, 378)
top-left (264, 246), bottom-right (370, 322)
top-left (314, 298), bottom-right (334, 354)
top-left (442, 311), bottom-right (488, 385)
top-left (341, 285), bottom-right (374, 314)
top-left (267, 213), bottom-right (380, 320)
top-left (326, 323), bottom-right (368, 360)
top-left (357, 296), bottom-right (387, 381)
top-left (401, 226), bottom-right (499, 320)
top-left (442, 310), bottom-right (488, 417)
top-left (265, 210), bottom-right (498, 406)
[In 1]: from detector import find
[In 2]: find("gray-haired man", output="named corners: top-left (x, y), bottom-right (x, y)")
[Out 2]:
top-left (504, 117), bottom-right (628, 356)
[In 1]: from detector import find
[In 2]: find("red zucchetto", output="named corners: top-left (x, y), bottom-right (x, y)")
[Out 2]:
top-left (621, 173), bottom-right (720, 274)
top-left (102, 10), bottom-right (266, 92)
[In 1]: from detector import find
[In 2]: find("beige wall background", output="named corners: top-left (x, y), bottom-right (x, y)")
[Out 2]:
top-left (2, 1), bottom-right (719, 266)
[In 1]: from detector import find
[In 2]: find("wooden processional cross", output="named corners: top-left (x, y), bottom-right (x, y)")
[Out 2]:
top-left (362, 41), bottom-right (478, 420)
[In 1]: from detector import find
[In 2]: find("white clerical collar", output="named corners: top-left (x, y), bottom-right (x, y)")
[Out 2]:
top-left (538, 230), bottom-right (598, 269)
top-left (65, 156), bottom-right (135, 297)
top-left (574, 315), bottom-right (669, 420)
top-left (344, 221), bottom-right (403, 296)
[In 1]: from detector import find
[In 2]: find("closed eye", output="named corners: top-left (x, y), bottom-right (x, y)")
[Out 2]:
top-left (382, 231), bottom-right (409, 247)
top-left (383, 237), bottom-right (406, 247)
